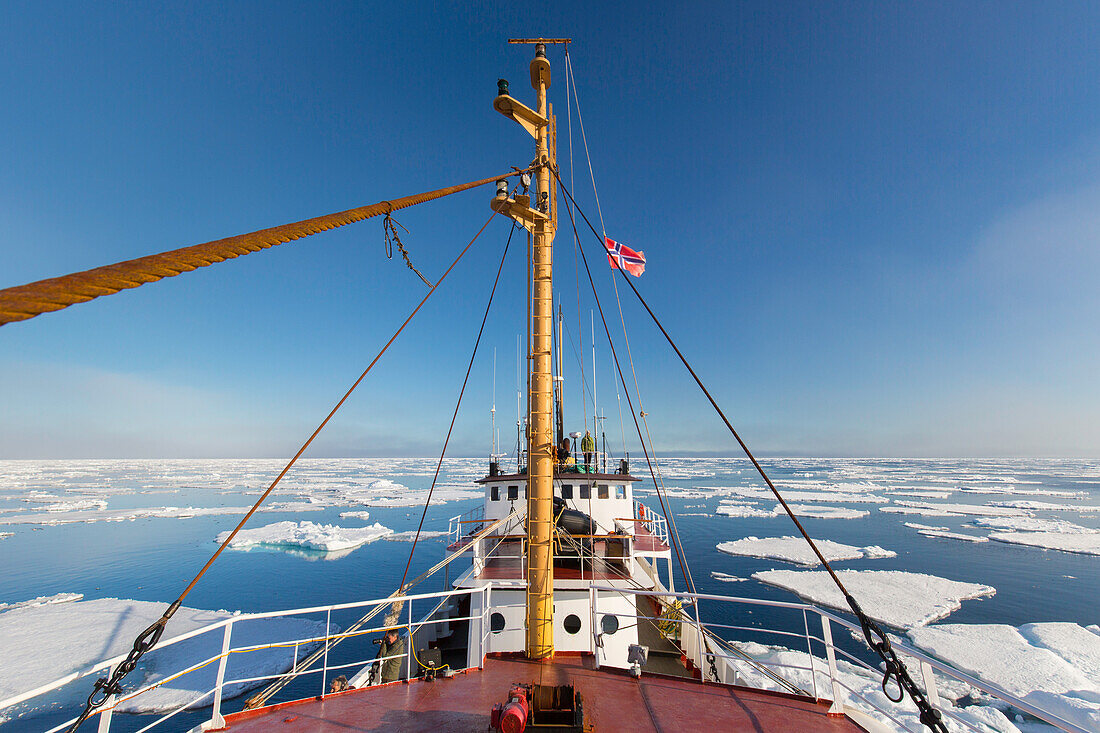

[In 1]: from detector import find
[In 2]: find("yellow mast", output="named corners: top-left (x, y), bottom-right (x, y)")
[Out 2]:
top-left (492, 39), bottom-right (565, 660)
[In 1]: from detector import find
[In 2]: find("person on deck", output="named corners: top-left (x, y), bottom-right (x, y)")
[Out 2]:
top-left (581, 431), bottom-right (595, 472)
top-left (558, 437), bottom-right (574, 468)
top-left (373, 628), bottom-right (405, 684)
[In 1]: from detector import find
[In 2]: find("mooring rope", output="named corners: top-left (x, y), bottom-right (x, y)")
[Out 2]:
top-left (1, 169), bottom-right (533, 327)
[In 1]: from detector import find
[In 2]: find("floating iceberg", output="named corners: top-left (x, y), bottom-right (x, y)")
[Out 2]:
top-left (752, 569), bottom-right (995, 628)
top-left (0, 595), bottom-right (326, 720)
top-left (216, 520), bottom-right (393, 554)
top-left (716, 536), bottom-right (895, 567)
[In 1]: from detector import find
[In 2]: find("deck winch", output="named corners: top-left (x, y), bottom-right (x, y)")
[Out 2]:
top-left (490, 682), bottom-right (584, 733)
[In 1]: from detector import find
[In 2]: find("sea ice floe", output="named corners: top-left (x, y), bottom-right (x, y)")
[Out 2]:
top-left (383, 530), bottom-right (449, 542)
top-left (914, 528), bottom-right (989, 543)
top-left (710, 572), bottom-right (748, 583)
top-left (893, 501), bottom-right (1031, 517)
top-left (338, 510), bottom-right (372, 520)
top-left (888, 490), bottom-right (954, 499)
top-left (880, 506), bottom-right (965, 517)
top-left (957, 487), bottom-right (1088, 498)
top-left (988, 532), bottom-right (1100, 556)
top-left (787, 504), bottom-right (869, 519)
top-left (716, 536), bottom-right (895, 567)
top-left (715, 503), bottom-right (780, 518)
top-left (988, 500), bottom-right (1100, 512)
top-left (752, 569), bottom-right (995, 628)
top-left (216, 520), bottom-right (393, 554)
top-left (909, 622), bottom-right (1100, 731)
top-left (0, 594), bottom-right (326, 719)
top-left (727, 639), bottom-right (1022, 733)
top-left (971, 516), bottom-right (1099, 534)
top-left (0, 502), bottom-right (324, 526)
top-left (903, 522), bottom-right (950, 531)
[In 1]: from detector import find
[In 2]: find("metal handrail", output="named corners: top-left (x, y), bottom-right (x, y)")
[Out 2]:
top-left (588, 585), bottom-right (1091, 733)
top-left (5, 585), bottom-right (491, 732)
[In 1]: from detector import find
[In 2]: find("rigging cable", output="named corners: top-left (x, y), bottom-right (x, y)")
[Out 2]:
top-left (566, 50), bottom-right (667, 517)
top-left (0, 168), bottom-right (534, 327)
top-left (554, 168), bottom-right (698, 598)
top-left (553, 170), bottom-right (947, 733)
top-left (63, 178), bottom-right (525, 733)
top-left (398, 214), bottom-right (520, 592)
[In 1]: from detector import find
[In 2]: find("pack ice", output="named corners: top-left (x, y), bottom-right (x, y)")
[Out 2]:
top-left (216, 520), bottom-right (393, 555)
top-left (752, 569), bottom-right (995, 628)
top-left (716, 536), bottom-right (895, 567)
top-left (909, 622), bottom-right (1100, 731)
top-left (0, 594), bottom-right (326, 721)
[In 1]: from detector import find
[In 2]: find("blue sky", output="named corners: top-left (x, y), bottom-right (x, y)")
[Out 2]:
top-left (2, 1), bottom-right (1098, 458)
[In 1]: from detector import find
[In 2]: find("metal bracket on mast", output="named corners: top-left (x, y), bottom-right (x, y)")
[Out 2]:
top-left (492, 186), bottom-right (549, 233)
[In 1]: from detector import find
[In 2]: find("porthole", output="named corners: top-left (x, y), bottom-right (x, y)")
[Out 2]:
top-left (490, 612), bottom-right (506, 634)
top-left (600, 614), bottom-right (619, 636)
top-left (563, 614), bottom-right (582, 635)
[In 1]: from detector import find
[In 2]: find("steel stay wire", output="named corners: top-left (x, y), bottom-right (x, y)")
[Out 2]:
top-left (64, 176), bottom-right (526, 732)
top-left (554, 168), bottom-right (697, 599)
top-left (553, 169), bottom-right (947, 732)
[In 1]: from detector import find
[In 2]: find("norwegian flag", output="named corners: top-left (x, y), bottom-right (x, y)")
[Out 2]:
top-left (604, 237), bottom-right (646, 277)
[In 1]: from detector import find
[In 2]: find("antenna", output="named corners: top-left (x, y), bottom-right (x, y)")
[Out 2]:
top-left (491, 347), bottom-right (497, 456)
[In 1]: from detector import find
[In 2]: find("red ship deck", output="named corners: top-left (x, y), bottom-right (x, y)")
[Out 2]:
top-left (223, 655), bottom-right (864, 732)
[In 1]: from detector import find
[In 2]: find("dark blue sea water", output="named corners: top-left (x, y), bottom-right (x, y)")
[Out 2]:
top-left (1, 457), bottom-right (1098, 731)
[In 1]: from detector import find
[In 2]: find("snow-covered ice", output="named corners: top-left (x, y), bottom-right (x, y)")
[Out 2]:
top-left (216, 521), bottom-right (393, 554)
top-left (787, 504), bottom-right (869, 519)
top-left (338, 510), bottom-right (372, 520)
top-left (971, 516), bottom-right (1098, 534)
top-left (726, 639), bottom-right (1022, 733)
top-left (752, 569), bottom-right (995, 628)
top-left (894, 501), bottom-right (1031, 517)
top-left (916, 528), bottom-right (989, 543)
top-left (903, 522), bottom-right (950, 531)
top-left (880, 505), bottom-right (966, 517)
top-left (988, 531), bottom-right (1100, 556)
top-left (715, 503), bottom-right (780, 518)
top-left (383, 530), bottom-right (448, 542)
top-left (710, 572), bottom-right (748, 583)
top-left (989, 500), bottom-right (1100, 512)
top-left (0, 502), bottom-right (323, 526)
top-left (909, 623), bottom-right (1100, 731)
top-left (716, 536), bottom-right (895, 567)
top-left (0, 594), bottom-right (326, 720)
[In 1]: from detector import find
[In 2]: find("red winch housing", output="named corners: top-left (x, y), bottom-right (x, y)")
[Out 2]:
top-left (490, 684), bottom-right (531, 733)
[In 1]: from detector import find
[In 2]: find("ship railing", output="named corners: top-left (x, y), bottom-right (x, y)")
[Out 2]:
top-left (472, 530), bottom-right (636, 584)
top-left (589, 586), bottom-right (1090, 733)
top-left (447, 503), bottom-right (487, 546)
top-left (2, 585), bottom-right (497, 733)
top-left (632, 499), bottom-right (668, 546)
